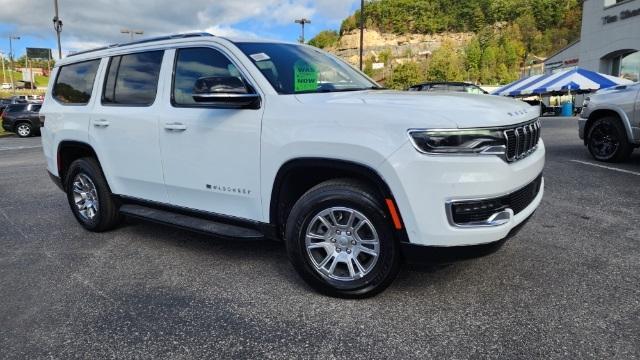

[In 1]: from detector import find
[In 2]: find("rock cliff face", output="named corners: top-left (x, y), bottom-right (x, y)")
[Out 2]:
top-left (329, 29), bottom-right (473, 65)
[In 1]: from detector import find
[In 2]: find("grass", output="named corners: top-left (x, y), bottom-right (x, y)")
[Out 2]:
top-left (1, 70), bottom-right (49, 88)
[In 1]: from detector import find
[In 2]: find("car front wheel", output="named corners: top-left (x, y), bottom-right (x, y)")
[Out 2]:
top-left (587, 116), bottom-right (633, 162)
top-left (285, 179), bottom-right (400, 298)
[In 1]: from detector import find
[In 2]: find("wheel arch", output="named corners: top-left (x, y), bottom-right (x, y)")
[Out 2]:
top-left (585, 108), bottom-right (633, 145)
top-left (57, 141), bottom-right (104, 190)
top-left (269, 157), bottom-right (407, 241)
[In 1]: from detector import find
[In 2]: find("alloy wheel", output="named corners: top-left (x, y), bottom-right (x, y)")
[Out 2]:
top-left (590, 122), bottom-right (619, 158)
top-left (72, 173), bottom-right (100, 220)
top-left (16, 124), bottom-right (31, 137)
top-left (305, 207), bottom-right (380, 281)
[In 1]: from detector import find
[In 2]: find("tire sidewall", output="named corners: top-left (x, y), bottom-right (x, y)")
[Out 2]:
top-left (286, 187), bottom-right (399, 297)
top-left (65, 159), bottom-right (104, 230)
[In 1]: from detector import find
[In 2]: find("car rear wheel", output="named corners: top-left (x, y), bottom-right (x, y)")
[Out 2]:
top-left (587, 116), bottom-right (633, 162)
top-left (65, 157), bottom-right (121, 232)
top-left (16, 123), bottom-right (32, 138)
top-left (285, 179), bottom-right (400, 298)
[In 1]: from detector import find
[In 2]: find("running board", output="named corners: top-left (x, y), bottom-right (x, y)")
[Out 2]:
top-left (119, 204), bottom-right (264, 239)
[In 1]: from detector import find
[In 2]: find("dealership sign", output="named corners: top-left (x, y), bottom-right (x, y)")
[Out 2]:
top-left (603, 7), bottom-right (640, 25)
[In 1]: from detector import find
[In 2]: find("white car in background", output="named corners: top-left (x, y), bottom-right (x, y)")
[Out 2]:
top-left (41, 33), bottom-right (545, 297)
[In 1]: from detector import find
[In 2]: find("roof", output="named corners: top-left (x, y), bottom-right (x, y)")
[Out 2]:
top-left (543, 40), bottom-right (581, 64)
top-left (59, 32), bottom-right (298, 66)
top-left (67, 32), bottom-right (214, 58)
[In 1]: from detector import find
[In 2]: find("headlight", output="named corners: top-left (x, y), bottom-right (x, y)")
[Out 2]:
top-left (582, 97), bottom-right (590, 108)
top-left (408, 129), bottom-right (506, 155)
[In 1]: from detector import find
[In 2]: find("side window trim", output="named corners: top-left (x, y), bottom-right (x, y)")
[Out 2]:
top-left (101, 50), bottom-right (165, 107)
top-left (170, 45), bottom-right (260, 109)
top-left (51, 59), bottom-right (102, 106)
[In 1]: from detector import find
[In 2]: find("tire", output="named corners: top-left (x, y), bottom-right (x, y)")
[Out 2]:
top-left (65, 157), bottom-right (121, 232)
top-left (587, 116), bottom-right (633, 162)
top-left (15, 122), bottom-right (32, 138)
top-left (285, 179), bottom-right (401, 298)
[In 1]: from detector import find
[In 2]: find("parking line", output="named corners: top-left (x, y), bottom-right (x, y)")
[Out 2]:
top-left (0, 145), bottom-right (42, 151)
top-left (570, 160), bottom-right (640, 176)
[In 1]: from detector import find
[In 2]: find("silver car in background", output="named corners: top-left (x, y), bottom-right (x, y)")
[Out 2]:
top-left (579, 83), bottom-right (640, 162)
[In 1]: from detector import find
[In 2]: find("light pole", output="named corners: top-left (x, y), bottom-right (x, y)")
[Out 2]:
top-left (121, 29), bottom-right (144, 41)
top-left (8, 36), bottom-right (20, 94)
top-left (53, 0), bottom-right (63, 59)
top-left (0, 52), bottom-right (6, 84)
top-left (294, 18), bottom-right (311, 43)
top-left (359, 0), bottom-right (365, 70)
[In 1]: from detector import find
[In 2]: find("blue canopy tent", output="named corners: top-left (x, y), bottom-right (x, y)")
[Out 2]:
top-left (492, 67), bottom-right (633, 97)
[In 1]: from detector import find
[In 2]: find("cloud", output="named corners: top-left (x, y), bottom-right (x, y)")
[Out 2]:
top-left (0, 0), bottom-right (359, 53)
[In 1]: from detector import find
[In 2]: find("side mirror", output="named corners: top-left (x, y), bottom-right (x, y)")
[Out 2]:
top-left (192, 76), bottom-right (261, 109)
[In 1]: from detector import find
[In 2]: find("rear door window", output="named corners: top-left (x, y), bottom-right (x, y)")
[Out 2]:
top-left (6, 104), bottom-right (27, 112)
top-left (52, 59), bottom-right (101, 105)
top-left (102, 51), bottom-right (164, 106)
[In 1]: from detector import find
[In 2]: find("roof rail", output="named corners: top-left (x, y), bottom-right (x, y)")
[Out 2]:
top-left (67, 32), bottom-right (214, 58)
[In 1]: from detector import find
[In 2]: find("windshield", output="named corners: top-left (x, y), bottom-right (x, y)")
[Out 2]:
top-left (235, 42), bottom-right (379, 94)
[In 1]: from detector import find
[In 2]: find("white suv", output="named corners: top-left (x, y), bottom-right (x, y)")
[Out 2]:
top-left (41, 33), bottom-right (545, 297)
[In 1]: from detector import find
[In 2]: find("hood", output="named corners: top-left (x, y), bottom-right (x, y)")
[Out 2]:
top-left (295, 90), bottom-right (538, 128)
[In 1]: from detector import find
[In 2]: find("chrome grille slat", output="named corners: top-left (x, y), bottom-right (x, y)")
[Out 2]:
top-left (504, 119), bottom-right (540, 162)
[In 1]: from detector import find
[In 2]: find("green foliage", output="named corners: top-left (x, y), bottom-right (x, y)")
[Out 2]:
top-left (386, 62), bottom-right (424, 90)
top-left (336, 0), bottom-right (582, 85)
top-left (427, 40), bottom-right (464, 82)
top-left (308, 30), bottom-right (339, 49)
top-left (344, 0), bottom-right (580, 35)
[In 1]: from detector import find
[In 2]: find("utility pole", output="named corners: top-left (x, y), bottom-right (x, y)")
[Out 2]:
top-left (121, 29), bottom-right (144, 42)
top-left (294, 18), bottom-right (311, 43)
top-left (0, 52), bottom-right (6, 84)
top-left (359, 0), bottom-right (365, 70)
top-left (53, 0), bottom-right (63, 59)
top-left (8, 36), bottom-right (19, 94)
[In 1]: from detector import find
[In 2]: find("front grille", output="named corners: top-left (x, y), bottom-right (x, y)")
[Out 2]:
top-left (450, 174), bottom-right (543, 225)
top-left (504, 120), bottom-right (541, 162)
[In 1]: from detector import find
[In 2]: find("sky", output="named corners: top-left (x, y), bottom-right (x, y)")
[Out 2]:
top-left (0, 0), bottom-right (360, 59)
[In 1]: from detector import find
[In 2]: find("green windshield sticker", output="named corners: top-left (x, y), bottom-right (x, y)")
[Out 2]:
top-left (294, 60), bottom-right (318, 92)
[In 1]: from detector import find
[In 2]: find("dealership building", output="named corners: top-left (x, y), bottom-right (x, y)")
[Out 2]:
top-left (544, 0), bottom-right (640, 82)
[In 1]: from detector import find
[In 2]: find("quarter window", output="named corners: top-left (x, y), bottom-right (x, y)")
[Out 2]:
top-left (52, 59), bottom-right (101, 105)
top-left (102, 51), bottom-right (164, 106)
top-left (173, 47), bottom-right (241, 105)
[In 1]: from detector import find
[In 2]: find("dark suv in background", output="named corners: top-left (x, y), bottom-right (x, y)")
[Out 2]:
top-left (1, 103), bottom-right (42, 137)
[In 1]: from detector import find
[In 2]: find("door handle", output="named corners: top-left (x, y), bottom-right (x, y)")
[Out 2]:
top-left (93, 119), bottom-right (110, 128)
top-left (164, 122), bottom-right (187, 132)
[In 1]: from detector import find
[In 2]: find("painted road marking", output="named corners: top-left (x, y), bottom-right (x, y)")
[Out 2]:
top-left (0, 145), bottom-right (42, 151)
top-left (570, 160), bottom-right (640, 176)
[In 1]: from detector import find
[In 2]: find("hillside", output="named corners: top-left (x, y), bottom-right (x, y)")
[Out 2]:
top-left (310, 0), bottom-right (582, 88)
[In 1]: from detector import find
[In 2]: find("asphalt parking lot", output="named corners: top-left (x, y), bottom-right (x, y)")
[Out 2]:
top-left (0, 117), bottom-right (639, 359)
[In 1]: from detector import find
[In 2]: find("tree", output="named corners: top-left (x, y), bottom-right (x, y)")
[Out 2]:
top-left (427, 40), bottom-right (464, 82)
top-left (386, 62), bottom-right (424, 90)
top-left (308, 30), bottom-right (339, 49)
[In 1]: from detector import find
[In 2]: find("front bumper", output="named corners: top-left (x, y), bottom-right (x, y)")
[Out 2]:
top-left (401, 211), bottom-right (534, 265)
top-left (379, 140), bottom-right (545, 247)
top-left (578, 117), bottom-right (587, 140)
